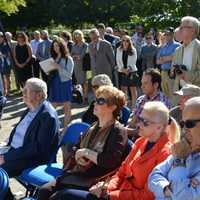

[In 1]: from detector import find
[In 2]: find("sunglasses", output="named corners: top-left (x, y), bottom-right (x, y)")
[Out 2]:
top-left (95, 97), bottom-right (109, 105)
top-left (122, 39), bottom-right (129, 42)
top-left (145, 37), bottom-right (152, 40)
top-left (180, 119), bottom-right (200, 129)
top-left (138, 116), bottom-right (156, 127)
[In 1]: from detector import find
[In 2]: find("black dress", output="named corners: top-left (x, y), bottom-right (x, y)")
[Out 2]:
top-left (15, 44), bottom-right (33, 86)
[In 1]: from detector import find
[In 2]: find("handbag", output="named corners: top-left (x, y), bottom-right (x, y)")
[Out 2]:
top-left (82, 53), bottom-right (91, 71)
top-left (57, 172), bottom-right (97, 189)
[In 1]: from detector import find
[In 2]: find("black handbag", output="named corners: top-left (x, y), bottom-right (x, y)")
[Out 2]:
top-left (82, 53), bottom-right (91, 71)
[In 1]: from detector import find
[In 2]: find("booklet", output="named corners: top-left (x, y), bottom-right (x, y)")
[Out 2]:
top-left (39, 58), bottom-right (59, 75)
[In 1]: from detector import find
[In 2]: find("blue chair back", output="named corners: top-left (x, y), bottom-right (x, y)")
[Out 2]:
top-left (121, 106), bottom-right (131, 126)
top-left (0, 168), bottom-right (9, 199)
top-left (49, 122), bottom-right (90, 164)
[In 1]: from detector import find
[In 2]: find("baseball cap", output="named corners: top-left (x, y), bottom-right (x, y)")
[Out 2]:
top-left (164, 27), bottom-right (174, 34)
top-left (174, 84), bottom-right (200, 96)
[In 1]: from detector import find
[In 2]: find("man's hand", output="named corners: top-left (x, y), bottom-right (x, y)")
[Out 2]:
top-left (171, 137), bottom-right (192, 159)
top-left (164, 185), bottom-right (172, 197)
top-left (0, 155), bottom-right (5, 165)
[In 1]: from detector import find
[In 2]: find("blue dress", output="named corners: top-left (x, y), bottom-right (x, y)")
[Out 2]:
top-left (48, 73), bottom-right (72, 103)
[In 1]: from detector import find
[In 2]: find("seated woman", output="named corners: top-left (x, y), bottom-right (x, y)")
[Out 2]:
top-left (82, 74), bottom-right (113, 124)
top-left (57, 101), bottom-right (180, 200)
top-left (148, 97), bottom-right (200, 200)
top-left (37, 85), bottom-right (128, 200)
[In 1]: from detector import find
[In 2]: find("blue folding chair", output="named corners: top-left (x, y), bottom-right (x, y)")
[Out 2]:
top-left (18, 122), bottom-right (90, 197)
top-left (0, 168), bottom-right (9, 199)
top-left (121, 106), bottom-right (131, 126)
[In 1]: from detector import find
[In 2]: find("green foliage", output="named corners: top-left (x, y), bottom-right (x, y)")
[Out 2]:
top-left (0, 0), bottom-right (26, 15)
top-left (1, 0), bottom-right (200, 31)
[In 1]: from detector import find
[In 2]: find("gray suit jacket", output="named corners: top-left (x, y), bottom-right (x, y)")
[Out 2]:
top-left (88, 39), bottom-right (115, 80)
top-left (36, 39), bottom-right (52, 61)
top-left (173, 39), bottom-right (200, 88)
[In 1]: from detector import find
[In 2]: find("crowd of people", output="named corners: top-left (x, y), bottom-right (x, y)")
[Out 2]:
top-left (0, 15), bottom-right (200, 200)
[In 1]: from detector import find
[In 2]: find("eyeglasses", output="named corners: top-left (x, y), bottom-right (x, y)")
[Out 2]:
top-left (179, 26), bottom-right (193, 30)
top-left (180, 119), bottom-right (200, 129)
top-left (145, 37), bottom-right (152, 40)
top-left (95, 97), bottom-right (109, 105)
top-left (138, 116), bottom-right (156, 127)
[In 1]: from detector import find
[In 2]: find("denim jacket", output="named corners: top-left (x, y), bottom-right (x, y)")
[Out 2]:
top-left (57, 56), bottom-right (74, 82)
top-left (148, 153), bottom-right (200, 200)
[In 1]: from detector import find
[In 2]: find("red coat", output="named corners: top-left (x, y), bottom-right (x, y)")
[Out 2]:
top-left (107, 133), bottom-right (171, 200)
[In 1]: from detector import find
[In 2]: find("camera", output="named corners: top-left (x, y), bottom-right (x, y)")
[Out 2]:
top-left (168, 64), bottom-right (187, 79)
top-left (173, 64), bottom-right (187, 75)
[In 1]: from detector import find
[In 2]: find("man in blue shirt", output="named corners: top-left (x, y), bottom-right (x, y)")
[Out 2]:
top-left (157, 27), bottom-right (180, 101)
top-left (0, 78), bottom-right (60, 177)
top-left (149, 96), bottom-right (200, 200)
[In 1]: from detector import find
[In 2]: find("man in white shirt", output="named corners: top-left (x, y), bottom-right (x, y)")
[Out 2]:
top-left (172, 16), bottom-right (200, 91)
top-left (31, 30), bottom-right (43, 78)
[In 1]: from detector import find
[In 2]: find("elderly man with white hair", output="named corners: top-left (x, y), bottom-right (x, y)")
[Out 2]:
top-left (88, 28), bottom-right (115, 80)
top-left (149, 96), bottom-right (200, 200)
top-left (172, 16), bottom-right (200, 91)
top-left (0, 78), bottom-right (59, 177)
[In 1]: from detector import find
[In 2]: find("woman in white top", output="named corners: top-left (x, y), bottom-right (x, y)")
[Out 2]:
top-left (116, 35), bottom-right (139, 107)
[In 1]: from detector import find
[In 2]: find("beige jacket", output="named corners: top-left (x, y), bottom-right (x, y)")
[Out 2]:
top-left (173, 39), bottom-right (200, 89)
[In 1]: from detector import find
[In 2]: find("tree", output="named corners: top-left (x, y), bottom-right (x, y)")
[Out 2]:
top-left (0, 0), bottom-right (26, 15)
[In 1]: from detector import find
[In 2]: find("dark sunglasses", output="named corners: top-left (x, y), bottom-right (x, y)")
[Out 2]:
top-left (180, 119), bottom-right (200, 129)
top-left (95, 97), bottom-right (109, 105)
top-left (145, 37), bottom-right (152, 40)
top-left (138, 116), bottom-right (155, 127)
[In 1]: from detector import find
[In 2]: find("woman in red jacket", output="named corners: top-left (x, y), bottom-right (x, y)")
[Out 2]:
top-left (54, 101), bottom-right (180, 200)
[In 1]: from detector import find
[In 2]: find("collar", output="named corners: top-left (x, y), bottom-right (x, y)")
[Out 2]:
top-left (183, 39), bottom-right (196, 48)
top-left (146, 91), bottom-right (160, 100)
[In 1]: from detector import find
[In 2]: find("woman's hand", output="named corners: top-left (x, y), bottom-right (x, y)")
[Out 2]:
top-left (89, 181), bottom-right (107, 198)
top-left (121, 68), bottom-right (129, 75)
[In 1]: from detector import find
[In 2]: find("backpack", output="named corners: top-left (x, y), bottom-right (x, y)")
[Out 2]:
top-left (72, 84), bottom-right (83, 104)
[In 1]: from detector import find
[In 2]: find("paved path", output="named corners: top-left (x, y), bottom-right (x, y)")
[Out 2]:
top-left (0, 92), bottom-right (88, 199)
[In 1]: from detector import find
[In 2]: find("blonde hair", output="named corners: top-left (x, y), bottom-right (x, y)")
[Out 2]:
top-left (143, 101), bottom-right (180, 144)
top-left (73, 30), bottom-right (85, 43)
top-left (96, 85), bottom-right (126, 119)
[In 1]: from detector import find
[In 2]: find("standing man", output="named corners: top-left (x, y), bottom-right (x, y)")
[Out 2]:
top-left (157, 27), bottom-right (180, 100)
top-left (36, 30), bottom-right (52, 83)
top-left (31, 30), bottom-right (43, 78)
top-left (88, 28), bottom-right (115, 80)
top-left (140, 33), bottom-right (157, 70)
top-left (173, 16), bottom-right (200, 89)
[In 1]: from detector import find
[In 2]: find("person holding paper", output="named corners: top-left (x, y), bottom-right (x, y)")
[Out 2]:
top-left (48, 38), bottom-right (74, 127)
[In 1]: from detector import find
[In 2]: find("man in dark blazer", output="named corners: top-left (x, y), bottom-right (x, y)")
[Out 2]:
top-left (0, 78), bottom-right (60, 177)
top-left (88, 28), bottom-right (115, 80)
top-left (36, 30), bottom-right (52, 83)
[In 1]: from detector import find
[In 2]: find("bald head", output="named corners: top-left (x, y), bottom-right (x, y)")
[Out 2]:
top-left (183, 97), bottom-right (200, 120)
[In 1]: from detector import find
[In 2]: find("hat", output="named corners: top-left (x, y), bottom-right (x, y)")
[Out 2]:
top-left (164, 27), bottom-right (174, 34)
top-left (174, 84), bottom-right (200, 96)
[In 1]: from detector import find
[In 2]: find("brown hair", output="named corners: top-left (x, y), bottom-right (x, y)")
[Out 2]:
top-left (120, 35), bottom-right (135, 55)
top-left (16, 32), bottom-right (29, 44)
top-left (50, 38), bottom-right (69, 59)
top-left (96, 85), bottom-right (126, 119)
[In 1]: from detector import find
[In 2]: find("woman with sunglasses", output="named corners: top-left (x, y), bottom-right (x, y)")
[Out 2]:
top-left (51, 101), bottom-right (180, 200)
top-left (37, 85), bottom-right (128, 200)
top-left (116, 35), bottom-right (139, 108)
top-left (149, 97), bottom-right (200, 200)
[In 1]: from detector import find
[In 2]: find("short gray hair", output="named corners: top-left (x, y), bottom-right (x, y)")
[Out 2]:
top-left (92, 74), bottom-right (113, 87)
top-left (89, 28), bottom-right (100, 37)
top-left (26, 78), bottom-right (47, 99)
top-left (181, 16), bottom-right (200, 36)
top-left (41, 30), bottom-right (49, 37)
